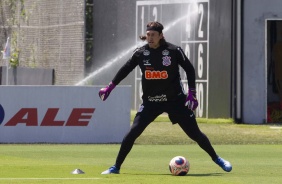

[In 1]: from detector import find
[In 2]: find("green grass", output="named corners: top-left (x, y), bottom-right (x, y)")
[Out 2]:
top-left (131, 110), bottom-right (282, 145)
top-left (134, 121), bottom-right (282, 145)
top-left (0, 145), bottom-right (281, 184)
top-left (0, 112), bottom-right (281, 183)
top-left (130, 110), bottom-right (235, 124)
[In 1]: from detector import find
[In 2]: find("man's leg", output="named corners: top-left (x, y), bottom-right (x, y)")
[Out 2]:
top-left (114, 114), bottom-right (151, 168)
top-left (178, 115), bottom-right (218, 160)
top-left (167, 98), bottom-right (232, 172)
top-left (101, 103), bottom-right (162, 174)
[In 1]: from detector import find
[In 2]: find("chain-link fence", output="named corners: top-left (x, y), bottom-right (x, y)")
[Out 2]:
top-left (0, 0), bottom-right (85, 85)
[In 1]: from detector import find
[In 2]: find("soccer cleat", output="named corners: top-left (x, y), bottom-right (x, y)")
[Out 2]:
top-left (214, 156), bottom-right (232, 172)
top-left (101, 165), bottom-right (120, 174)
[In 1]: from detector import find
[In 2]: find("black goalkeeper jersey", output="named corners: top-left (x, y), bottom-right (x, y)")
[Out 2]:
top-left (112, 42), bottom-right (196, 102)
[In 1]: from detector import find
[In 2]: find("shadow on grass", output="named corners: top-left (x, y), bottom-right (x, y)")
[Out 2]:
top-left (123, 173), bottom-right (223, 177)
top-left (188, 173), bottom-right (223, 177)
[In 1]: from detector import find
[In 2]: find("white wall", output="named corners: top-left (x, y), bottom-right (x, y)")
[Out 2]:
top-left (243, 0), bottom-right (282, 123)
top-left (0, 86), bottom-right (131, 143)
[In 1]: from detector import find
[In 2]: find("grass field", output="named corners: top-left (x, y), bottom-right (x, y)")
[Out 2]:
top-left (0, 145), bottom-right (281, 184)
top-left (0, 114), bottom-right (281, 184)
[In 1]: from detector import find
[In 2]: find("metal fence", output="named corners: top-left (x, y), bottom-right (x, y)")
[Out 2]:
top-left (0, 0), bottom-right (85, 85)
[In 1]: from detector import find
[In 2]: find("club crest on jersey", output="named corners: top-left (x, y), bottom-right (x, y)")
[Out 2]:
top-left (143, 50), bottom-right (150, 56)
top-left (162, 49), bottom-right (169, 56)
top-left (162, 56), bottom-right (171, 66)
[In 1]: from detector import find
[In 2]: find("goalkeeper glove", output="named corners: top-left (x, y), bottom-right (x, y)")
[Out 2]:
top-left (98, 82), bottom-right (116, 101)
top-left (185, 88), bottom-right (198, 111)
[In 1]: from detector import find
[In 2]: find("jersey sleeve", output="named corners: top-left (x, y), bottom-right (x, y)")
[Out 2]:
top-left (176, 47), bottom-right (196, 89)
top-left (112, 52), bottom-right (139, 85)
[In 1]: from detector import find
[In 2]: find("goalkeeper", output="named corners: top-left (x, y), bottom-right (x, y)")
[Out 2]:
top-left (99, 21), bottom-right (232, 174)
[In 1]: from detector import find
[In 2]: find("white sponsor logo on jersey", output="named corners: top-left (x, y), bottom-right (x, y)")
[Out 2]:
top-left (143, 59), bottom-right (151, 66)
top-left (148, 94), bottom-right (167, 102)
top-left (162, 49), bottom-right (169, 56)
top-left (143, 50), bottom-right (150, 56)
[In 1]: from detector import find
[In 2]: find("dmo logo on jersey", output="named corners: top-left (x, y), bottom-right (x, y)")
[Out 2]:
top-left (145, 70), bottom-right (168, 79)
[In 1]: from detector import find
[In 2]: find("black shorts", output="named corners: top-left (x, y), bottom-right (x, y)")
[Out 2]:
top-left (136, 96), bottom-right (195, 124)
top-left (129, 97), bottom-right (206, 148)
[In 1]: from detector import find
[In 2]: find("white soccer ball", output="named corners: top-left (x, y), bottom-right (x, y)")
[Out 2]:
top-left (169, 156), bottom-right (190, 176)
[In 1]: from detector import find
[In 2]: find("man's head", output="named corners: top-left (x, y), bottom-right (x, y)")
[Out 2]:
top-left (139, 21), bottom-right (166, 48)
